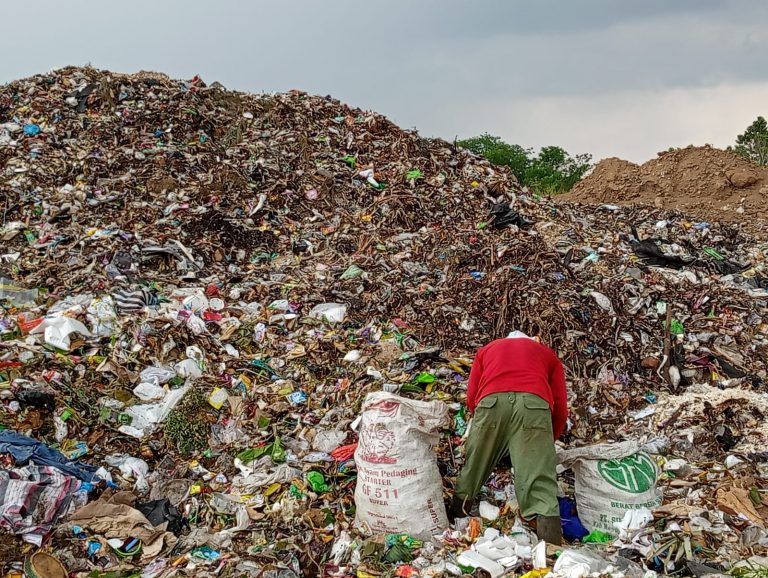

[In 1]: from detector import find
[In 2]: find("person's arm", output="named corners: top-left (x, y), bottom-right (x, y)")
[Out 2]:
top-left (549, 356), bottom-right (568, 440)
top-left (466, 348), bottom-right (484, 413)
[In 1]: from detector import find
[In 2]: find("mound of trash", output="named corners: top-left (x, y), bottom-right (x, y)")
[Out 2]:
top-left (1, 68), bottom-right (768, 576)
top-left (561, 145), bottom-right (768, 224)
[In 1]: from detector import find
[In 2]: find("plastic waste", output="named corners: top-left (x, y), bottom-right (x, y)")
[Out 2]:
top-left (133, 382), bottom-right (167, 402)
top-left (118, 385), bottom-right (190, 439)
top-left (29, 316), bottom-right (91, 350)
top-left (106, 454), bottom-right (151, 493)
top-left (0, 277), bottom-right (38, 305)
top-left (308, 302), bottom-right (347, 324)
top-left (559, 496), bottom-right (589, 542)
top-left (553, 549), bottom-right (610, 578)
top-left (614, 508), bottom-right (653, 541)
top-left (174, 358), bottom-right (203, 380)
top-left (478, 500), bottom-right (500, 521)
top-left (306, 471), bottom-right (328, 493)
top-left (457, 550), bottom-right (505, 578)
top-left (583, 530), bottom-right (613, 543)
top-left (208, 388), bottom-right (229, 410)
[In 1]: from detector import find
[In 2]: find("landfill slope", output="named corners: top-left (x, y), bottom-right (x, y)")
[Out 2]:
top-left (1, 66), bottom-right (529, 350)
top-left (561, 145), bottom-right (768, 224)
top-left (1, 67), bottom-right (768, 574)
top-left (2, 65), bottom-right (768, 435)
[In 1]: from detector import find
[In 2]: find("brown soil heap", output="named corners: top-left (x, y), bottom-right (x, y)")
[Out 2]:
top-left (561, 145), bottom-right (768, 222)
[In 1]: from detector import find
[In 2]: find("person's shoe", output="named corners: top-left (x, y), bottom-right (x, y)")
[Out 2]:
top-left (535, 515), bottom-right (563, 545)
top-left (447, 495), bottom-right (474, 523)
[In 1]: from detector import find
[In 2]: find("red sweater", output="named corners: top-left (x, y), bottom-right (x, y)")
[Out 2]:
top-left (466, 337), bottom-right (568, 440)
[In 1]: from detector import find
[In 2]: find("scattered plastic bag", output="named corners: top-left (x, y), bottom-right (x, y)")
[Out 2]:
top-left (118, 386), bottom-right (190, 439)
top-left (0, 277), bottom-right (38, 305)
top-left (308, 302), bottom-right (347, 324)
top-left (29, 316), bottom-right (91, 350)
top-left (553, 548), bottom-right (610, 578)
top-left (106, 454), bottom-right (150, 494)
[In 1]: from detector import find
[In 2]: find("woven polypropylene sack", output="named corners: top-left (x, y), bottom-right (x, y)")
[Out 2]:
top-left (559, 441), bottom-right (662, 538)
top-left (353, 392), bottom-right (449, 539)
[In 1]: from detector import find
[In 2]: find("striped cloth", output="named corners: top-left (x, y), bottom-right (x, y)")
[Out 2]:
top-left (113, 288), bottom-right (160, 312)
top-left (0, 465), bottom-right (80, 545)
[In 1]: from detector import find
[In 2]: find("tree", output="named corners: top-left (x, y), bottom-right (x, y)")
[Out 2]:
top-left (731, 116), bottom-right (768, 166)
top-left (458, 134), bottom-right (531, 180)
top-left (523, 146), bottom-right (592, 194)
top-left (458, 134), bottom-right (591, 194)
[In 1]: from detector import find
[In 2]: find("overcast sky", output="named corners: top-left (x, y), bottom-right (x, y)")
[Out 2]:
top-left (3, 0), bottom-right (767, 162)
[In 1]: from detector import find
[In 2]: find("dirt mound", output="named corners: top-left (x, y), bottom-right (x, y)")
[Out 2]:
top-left (562, 146), bottom-right (768, 222)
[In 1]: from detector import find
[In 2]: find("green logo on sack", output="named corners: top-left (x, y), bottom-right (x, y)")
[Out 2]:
top-left (597, 453), bottom-right (657, 494)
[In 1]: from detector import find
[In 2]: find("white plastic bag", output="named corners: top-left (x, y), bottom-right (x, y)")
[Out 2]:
top-left (139, 365), bottom-right (176, 385)
top-left (614, 508), bottom-right (654, 541)
top-left (559, 441), bottom-right (662, 538)
top-left (353, 392), bottom-right (449, 539)
top-left (29, 316), bottom-right (91, 350)
top-left (133, 382), bottom-right (166, 402)
top-left (105, 453), bottom-right (150, 494)
top-left (553, 548), bottom-right (610, 578)
top-left (174, 358), bottom-right (202, 380)
top-left (309, 302), bottom-right (347, 324)
top-left (118, 385), bottom-right (189, 439)
top-left (87, 296), bottom-right (118, 337)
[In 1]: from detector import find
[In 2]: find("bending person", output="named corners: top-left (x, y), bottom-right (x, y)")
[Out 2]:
top-left (448, 330), bottom-right (569, 545)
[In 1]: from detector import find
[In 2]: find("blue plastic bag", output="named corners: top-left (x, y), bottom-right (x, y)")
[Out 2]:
top-left (23, 123), bottom-right (41, 136)
top-left (559, 496), bottom-right (589, 542)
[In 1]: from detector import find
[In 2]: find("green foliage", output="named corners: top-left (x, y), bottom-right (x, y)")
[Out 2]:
top-left (525, 146), bottom-right (592, 194)
top-left (457, 134), bottom-right (531, 179)
top-left (732, 562), bottom-right (768, 578)
top-left (164, 387), bottom-right (210, 455)
top-left (458, 133), bottom-right (591, 194)
top-left (730, 116), bottom-right (768, 166)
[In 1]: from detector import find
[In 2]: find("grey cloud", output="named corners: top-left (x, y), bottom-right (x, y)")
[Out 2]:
top-left (1, 0), bottom-right (767, 162)
top-left (425, 0), bottom-right (726, 37)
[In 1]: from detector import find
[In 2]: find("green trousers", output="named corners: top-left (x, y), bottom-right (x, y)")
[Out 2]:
top-left (455, 392), bottom-right (560, 519)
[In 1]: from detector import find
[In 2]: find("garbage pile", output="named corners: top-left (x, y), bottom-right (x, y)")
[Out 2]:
top-left (1, 67), bottom-right (768, 577)
top-left (560, 145), bottom-right (768, 225)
